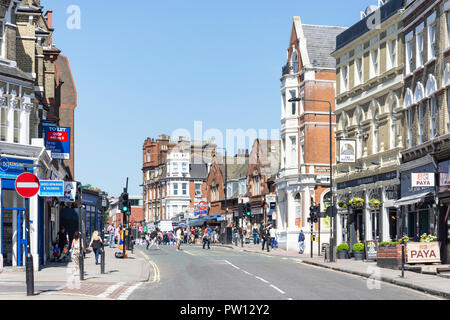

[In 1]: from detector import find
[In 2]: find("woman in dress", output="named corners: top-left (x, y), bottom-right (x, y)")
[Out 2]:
top-left (71, 231), bottom-right (84, 273)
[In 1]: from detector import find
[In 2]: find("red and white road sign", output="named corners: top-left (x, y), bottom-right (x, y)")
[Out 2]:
top-left (198, 201), bottom-right (208, 211)
top-left (15, 172), bottom-right (40, 198)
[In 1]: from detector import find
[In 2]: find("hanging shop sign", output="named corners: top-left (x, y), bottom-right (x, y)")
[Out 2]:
top-left (339, 139), bottom-right (356, 163)
top-left (406, 242), bottom-right (441, 264)
top-left (59, 181), bottom-right (77, 202)
top-left (411, 173), bottom-right (435, 187)
top-left (44, 126), bottom-right (71, 160)
top-left (0, 157), bottom-right (34, 179)
top-left (39, 180), bottom-right (64, 197)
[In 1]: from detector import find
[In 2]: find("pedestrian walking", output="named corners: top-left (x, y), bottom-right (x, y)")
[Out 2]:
top-left (202, 227), bottom-right (211, 250)
top-left (298, 230), bottom-right (305, 254)
top-left (269, 226), bottom-right (276, 249)
top-left (89, 231), bottom-right (103, 265)
top-left (261, 227), bottom-right (270, 252)
top-left (71, 231), bottom-right (84, 274)
top-left (147, 229), bottom-right (160, 250)
top-left (252, 224), bottom-right (259, 244)
top-left (56, 226), bottom-right (69, 253)
top-left (176, 228), bottom-right (183, 250)
top-left (168, 231), bottom-right (174, 246)
top-left (107, 225), bottom-right (115, 248)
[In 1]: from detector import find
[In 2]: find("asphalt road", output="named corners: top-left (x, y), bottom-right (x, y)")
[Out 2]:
top-left (131, 244), bottom-right (439, 300)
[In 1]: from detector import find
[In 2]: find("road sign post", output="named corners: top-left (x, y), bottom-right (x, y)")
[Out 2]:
top-left (15, 171), bottom-right (40, 296)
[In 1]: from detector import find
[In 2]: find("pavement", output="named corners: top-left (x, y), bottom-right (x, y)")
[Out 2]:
top-left (222, 242), bottom-right (450, 299)
top-left (0, 245), bottom-right (151, 300)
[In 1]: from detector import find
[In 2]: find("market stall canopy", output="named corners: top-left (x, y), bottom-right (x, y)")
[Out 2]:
top-left (394, 192), bottom-right (433, 207)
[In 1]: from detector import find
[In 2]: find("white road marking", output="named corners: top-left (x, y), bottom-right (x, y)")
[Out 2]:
top-left (223, 260), bottom-right (288, 298)
top-left (117, 282), bottom-right (143, 300)
top-left (255, 276), bottom-right (269, 284)
top-left (16, 182), bottom-right (39, 188)
top-left (270, 284), bottom-right (286, 295)
top-left (97, 282), bottom-right (126, 298)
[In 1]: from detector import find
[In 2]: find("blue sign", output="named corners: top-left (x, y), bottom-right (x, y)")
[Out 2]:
top-left (44, 126), bottom-right (71, 160)
top-left (194, 210), bottom-right (208, 216)
top-left (0, 157), bottom-right (34, 179)
top-left (39, 181), bottom-right (64, 197)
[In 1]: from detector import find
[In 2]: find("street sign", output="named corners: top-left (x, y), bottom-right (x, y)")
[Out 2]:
top-left (197, 201), bottom-right (208, 211)
top-left (15, 173), bottom-right (40, 198)
top-left (39, 180), bottom-right (64, 197)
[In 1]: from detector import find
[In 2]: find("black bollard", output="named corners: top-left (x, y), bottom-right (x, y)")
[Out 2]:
top-left (101, 247), bottom-right (105, 274)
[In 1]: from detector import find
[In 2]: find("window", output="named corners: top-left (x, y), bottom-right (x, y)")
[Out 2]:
top-left (291, 51), bottom-right (299, 74)
top-left (430, 97), bottom-right (437, 138)
top-left (0, 21), bottom-right (4, 58)
top-left (290, 136), bottom-right (297, 165)
top-left (355, 58), bottom-right (363, 86)
top-left (182, 162), bottom-right (188, 172)
top-left (147, 152), bottom-right (150, 163)
top-left (281, 93), bottom-right (286, 117)
top-left (448, 89), bottom-right (450, 132)
top-left (448, 11), bottom-right (450, 47)
top-left (195, 183), bottom-right (201, 196)
top-left (13, 110), bottom-right (19, 143)
top-left (0, 108), bottom-right (7, 141)
top-left (372, 109), bottom-right (379, 154)
top-left (341, 65), bottom-right (348, 92)
top-left (408, 108), bottom-right (413, 148)
top-left (173, 162), bottom-right (179, 173)
top-left (428, 23), bottom-right (436, 60)
top-left (390, 101), bottom-right (397, 149)
top-left (406, 36), bottom-right (414, 74)
top-left (182, 183), bottom-right (187, 195)
top-left (417, 31), bottom-right (424, 68)
top-left (418, 103), bottom-right (424, 144)
top-left (371, 49), bottom-right (379, 78)
top-left (290, 91), bottom-right (296, 115)
top-left (389, 39), bottom-right (397, 69)
top-left (173, 183), bottom-right (179, 196)
top-left (357, 112), bottom-right (363, 159)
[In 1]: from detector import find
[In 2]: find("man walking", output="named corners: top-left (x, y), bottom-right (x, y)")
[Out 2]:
top-left (269, 226), bottom-right (276, 249)
top-left (298, 230), bottom-right (305, 254)
top-left (107, 224), bottom-right (115, 248)
top-left (202, 227), bottom-right (211, 250)
top-left (261, 226), bottom-right (270, 252)
top-left (147, 228), bottom-right (160, 250)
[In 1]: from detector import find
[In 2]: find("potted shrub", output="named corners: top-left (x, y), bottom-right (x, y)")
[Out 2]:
top-left (337, 243), bottom-right (349, 259)
top-left (353, 243), bottom-right (365, 260)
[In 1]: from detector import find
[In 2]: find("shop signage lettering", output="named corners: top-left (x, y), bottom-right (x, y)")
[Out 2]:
top-left (0, 157), bottom-right (34, 179)
top-left (406, 242), bottom-right (440, 264)
top-left (44, 126), bottom-right (71, 160)
top-left (411, 173), bottom-right (435, 187)
top-left (440, 173), bottom-right (450, 186)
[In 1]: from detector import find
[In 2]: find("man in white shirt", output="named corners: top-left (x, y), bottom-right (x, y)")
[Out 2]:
top-left (269, 226), bottom-right (277, 249)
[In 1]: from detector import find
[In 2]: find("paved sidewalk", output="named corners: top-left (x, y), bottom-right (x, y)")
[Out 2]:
top-left (0, 246), bottom-right (151, 300)
top-left (219, 243), bottom-right (450, 299)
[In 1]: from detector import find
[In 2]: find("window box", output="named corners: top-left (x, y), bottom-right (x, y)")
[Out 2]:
top-left (377, 243), bottom-right (402, 270)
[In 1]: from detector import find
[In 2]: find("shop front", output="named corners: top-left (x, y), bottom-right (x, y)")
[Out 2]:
top-left (438, 159), bottom-right (450, 263)
top-left (396, 161), bottom-right (436, 242)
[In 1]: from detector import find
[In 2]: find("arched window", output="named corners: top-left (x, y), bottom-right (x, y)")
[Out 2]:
top-left (430, 97), bottom-right (437, 138)
top-left (291, 50), bottom-right (299, 74)
top-left (418, 103), bottom-right (424, 144)
top-left (372, 108), bottom-right (379, 154)
top-left (390, 98), bottom-right (397, 149)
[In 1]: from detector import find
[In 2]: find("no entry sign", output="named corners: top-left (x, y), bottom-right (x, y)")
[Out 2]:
top-left (15, 172), bottom-right (40, 198)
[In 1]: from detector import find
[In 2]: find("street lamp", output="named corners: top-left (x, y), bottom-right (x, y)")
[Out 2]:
top-left (288, 97), bottom-right (336, 262)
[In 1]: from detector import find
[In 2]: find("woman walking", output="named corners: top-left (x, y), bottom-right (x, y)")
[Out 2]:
top-left (89, 231), bottom-right (103, 265)
top-left (71, 231), bottom-right (84, 274)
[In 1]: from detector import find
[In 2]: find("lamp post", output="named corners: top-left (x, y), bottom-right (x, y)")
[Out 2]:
top-left (289, 97), bottom-right (336, 262)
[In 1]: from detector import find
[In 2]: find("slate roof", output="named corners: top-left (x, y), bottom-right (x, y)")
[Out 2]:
top-left (217, 156), bottom-right (249, 181)
top-left (302, 24), bottom-right (347, 68)
top-left (189, 163), bottom-right (208, 179)
top-left (0, 63), bottom-right (33, 83)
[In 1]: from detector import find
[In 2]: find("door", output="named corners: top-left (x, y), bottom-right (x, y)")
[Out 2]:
top-left (419, 210), bottom-right (430, 237)
top-left (389, 209), bottom-right (397, 241)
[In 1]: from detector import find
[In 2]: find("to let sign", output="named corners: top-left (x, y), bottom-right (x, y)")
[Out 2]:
top-left (406, 242), bottom-right (441, 264)
top-left (44, 127), bottom-right (71, 160)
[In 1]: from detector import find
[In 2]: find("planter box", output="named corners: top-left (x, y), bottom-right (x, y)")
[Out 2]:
top-left (337, 250), bottom-right (349, 259)
top-left (377, 245), bottom-right (402, 270)
top-left (354, 251), bottom-right (364, 260)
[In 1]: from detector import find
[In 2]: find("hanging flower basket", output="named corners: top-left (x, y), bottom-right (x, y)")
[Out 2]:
top-left (368, 199), bottom-right (382, 209)
top-left (338, 200), bottom-right (347, 209)
top-left (348, 197), bottom-right (364, 208)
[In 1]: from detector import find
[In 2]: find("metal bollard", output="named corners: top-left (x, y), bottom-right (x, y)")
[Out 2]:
top-left (101, 247), bottom-right (105, 274)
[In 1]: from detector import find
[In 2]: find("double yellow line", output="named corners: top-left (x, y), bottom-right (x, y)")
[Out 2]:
top-left (139, 250), bottom-right (160, 283)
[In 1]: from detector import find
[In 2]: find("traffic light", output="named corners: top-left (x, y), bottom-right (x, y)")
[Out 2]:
top-left (246, 203), bottom-right (251, 217)
top-left (238, 204), bottom-right (245, 217)
top-left (310, 205), bottom-right (320, 223)
top-left (121, 192), bottom-right (130, 215)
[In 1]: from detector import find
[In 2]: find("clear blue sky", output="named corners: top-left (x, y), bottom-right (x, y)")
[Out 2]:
top-left (45, 0), bottom-right (366, 197)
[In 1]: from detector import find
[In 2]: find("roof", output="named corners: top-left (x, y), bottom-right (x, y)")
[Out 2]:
top-left (189, 163), bottom-right (208, 179)
top-left (218, 157), bottom-right (249, 180)
top-left (301, 24), bottom-right (347, 68)
top-left (0, 63), bottom-right (33, 83)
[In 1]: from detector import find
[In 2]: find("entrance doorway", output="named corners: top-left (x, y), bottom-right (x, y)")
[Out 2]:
top-left (356, 210), bottom-right (365, 242)
top-left (388, 208), bottom-right (397, 241)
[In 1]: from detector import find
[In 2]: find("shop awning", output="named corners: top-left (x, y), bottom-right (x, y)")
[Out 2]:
top-left (394, 192), bottom-right (433, 207)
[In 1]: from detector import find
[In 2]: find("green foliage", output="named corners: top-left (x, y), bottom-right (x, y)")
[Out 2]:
top-left (353, 243), bottom-right (365, 252)
top-left (379, 241), bottom-right (399, 247)
top-left (337, 243), bottom-right (349, 251)
top-left (348, 197), bottom-right (364, 208)
top-left (337, 200), bottom-right (347, 209)
top-left (368, 199), bottom-right (382, 209)
top-left (420, 233), bottom-right (437, 242)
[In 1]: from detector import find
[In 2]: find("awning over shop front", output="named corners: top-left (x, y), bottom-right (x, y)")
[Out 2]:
top-left (394, 192), bottom-right (433, 207)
